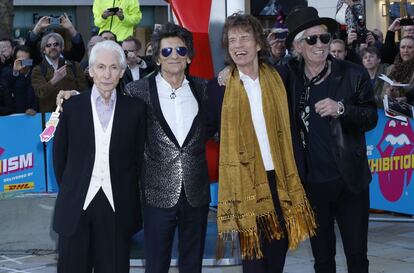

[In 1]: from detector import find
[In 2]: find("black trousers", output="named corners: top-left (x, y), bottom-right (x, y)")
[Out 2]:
top-left (57, 189), bottom-right (131, 273)
top-left (143, 192), bottom-right (209, 273)
top-left (242, 170), bottom-right (289, 273)
top-left (306, 179), bottom-right (369, 273)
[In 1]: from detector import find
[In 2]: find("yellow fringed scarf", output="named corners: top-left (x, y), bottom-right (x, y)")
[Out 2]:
top-left (217, 64), bottom-right (316, 260)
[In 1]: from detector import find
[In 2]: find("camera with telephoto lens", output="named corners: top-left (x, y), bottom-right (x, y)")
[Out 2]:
top-left (355, 15), bottom-right (368, 44)
top-left (400, 17), bottom-right (414, 26)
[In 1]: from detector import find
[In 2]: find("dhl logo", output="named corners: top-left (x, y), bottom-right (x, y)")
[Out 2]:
top-left (4, 182), bottom-right (34, 192)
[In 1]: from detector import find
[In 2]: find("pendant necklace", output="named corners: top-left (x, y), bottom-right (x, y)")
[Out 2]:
top-left (170, 88), bottom-right (177, 99)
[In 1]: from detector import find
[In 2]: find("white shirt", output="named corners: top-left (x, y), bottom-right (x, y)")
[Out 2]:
top-left (239, 70), bottom-right (274, 171)
top-left (156, 73), bottom-right (198, 146)
top-left (129, 65), bottom-right (140, 81)
top-left (44, 55), bottom-right (59, 70)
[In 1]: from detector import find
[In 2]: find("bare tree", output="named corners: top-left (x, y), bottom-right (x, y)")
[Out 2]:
top-left (0, 0), bottom-right (14, 39)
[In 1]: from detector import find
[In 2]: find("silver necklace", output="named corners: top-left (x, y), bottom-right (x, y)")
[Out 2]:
top-left (170, 89), bottom-right (177, 99)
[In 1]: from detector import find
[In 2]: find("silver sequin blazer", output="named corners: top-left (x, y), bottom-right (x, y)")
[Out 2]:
top-left (124, 74), bottom-right (210, 208)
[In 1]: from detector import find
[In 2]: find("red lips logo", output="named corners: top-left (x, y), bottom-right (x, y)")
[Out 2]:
top-left (376, 120), bottom-right (414, 202)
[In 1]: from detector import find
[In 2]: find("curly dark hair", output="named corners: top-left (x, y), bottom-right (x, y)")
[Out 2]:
top-left (222, 12), bottom-right (270, 67)
top-left (151, 22), bottom-right (194, 68)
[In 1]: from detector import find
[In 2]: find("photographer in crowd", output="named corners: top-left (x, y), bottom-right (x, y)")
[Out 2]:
top-left (25, 13), bottom-right (86, 65)
top-left (93, 0), bottom-right (142, 42)
top-left (267, 27), bottom-right (292, 66)
top-left (11, 45), bottom-right (38, 115)
top-left (118, 36), bottom-right (154, 92)
top-left (31, 33), bottom-right (88, 112)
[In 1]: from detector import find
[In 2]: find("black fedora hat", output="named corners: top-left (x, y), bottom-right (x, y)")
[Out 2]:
top-left (286, 7), bottom-right (338, 48)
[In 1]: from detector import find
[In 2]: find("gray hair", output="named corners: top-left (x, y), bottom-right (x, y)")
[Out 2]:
top-left (89, 40), bottom-right (127, 71)
top-left (292, 30), bottom-right (306, 61)
top-left (40, 33), bottom-right (64, 52)
top-left (293, 30), bottom-right (306, 43)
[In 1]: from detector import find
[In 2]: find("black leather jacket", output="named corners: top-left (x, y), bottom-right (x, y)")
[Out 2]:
top-left (278, 57), bottom-right (378, 193)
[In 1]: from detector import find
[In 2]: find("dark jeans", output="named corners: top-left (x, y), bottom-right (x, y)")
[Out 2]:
top-left (307, 179), bottom-right (369, 273)
top-left (143, 192), bottom-right (209, 273)
top-left (242, 170), bottom-right (289, 273)
top-left (57, 189), bottom-right (131, 273)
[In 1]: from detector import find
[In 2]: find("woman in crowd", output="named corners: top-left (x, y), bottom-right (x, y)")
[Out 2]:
top-left (382, 36), bottom-right (414, 101)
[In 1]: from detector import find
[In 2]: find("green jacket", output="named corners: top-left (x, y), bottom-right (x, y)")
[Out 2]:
top-left (93, 0), bottom-right (142, 41)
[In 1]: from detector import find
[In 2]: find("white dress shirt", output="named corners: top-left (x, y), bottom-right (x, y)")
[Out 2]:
top-left (156, 73), bottom-right (198, 146)
top-left (239, 70), bottom-right (274, 171)
top-left (129, 65), bottom-right (140, 81)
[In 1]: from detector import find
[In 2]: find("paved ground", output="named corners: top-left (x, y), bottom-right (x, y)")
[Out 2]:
top-left (0, 213), bottom-right (413, 273)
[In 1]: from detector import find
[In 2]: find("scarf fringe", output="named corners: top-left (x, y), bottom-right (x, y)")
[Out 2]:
top-left (216, 213), bottom-right (283, 260)
top-left (216, 229), bottom-right (263, 260)
top-left (257, 211), bottom-right (283, 241)
top-left (284, 198), bottom-right (317, 250)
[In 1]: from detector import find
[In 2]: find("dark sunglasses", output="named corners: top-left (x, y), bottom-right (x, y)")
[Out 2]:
top-left (45, 42), bottom-right (60, 48)
top-left (301, 33), bottom-right (332, 45)
top-left (161, 46), bottom-right (188, 58)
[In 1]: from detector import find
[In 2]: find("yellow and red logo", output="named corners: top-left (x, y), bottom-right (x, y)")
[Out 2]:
top-left (4, 182), bottom-right (34, 192)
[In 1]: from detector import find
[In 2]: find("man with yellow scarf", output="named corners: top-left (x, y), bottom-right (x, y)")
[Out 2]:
top-left (207, 13), bottom-right (316, 273)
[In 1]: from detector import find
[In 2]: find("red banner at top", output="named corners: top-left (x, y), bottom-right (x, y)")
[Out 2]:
top-left (165, 0), bottom-right (215, 80)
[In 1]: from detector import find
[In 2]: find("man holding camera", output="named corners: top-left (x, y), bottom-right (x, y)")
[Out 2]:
top-left (267, 28), bottom-right (292, 66)
top-left (118, 36), bottom-right (153, 92)
top-left (93, 0), bottom-right (142, 42)
top-left (26, 13), bottom-right (86, 65)
top-left (31, 33), bottom-right (88, 112)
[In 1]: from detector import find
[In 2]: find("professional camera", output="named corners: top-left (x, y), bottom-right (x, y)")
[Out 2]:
top-left (400, 17), bottom-right (414, 26)
top-left (355, 15), bottom-right (368, 44)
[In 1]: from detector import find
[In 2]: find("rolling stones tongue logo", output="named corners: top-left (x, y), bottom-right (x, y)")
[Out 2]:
top-left (376, 120), bottom-right (414, 202)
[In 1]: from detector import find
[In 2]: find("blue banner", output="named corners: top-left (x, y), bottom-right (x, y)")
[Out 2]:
top-left (366, 109), bottom-right (414, 215)
top-left (0, 114), bottom-right (46, 194)
top-left (44, 113), bottom-right (59, 193)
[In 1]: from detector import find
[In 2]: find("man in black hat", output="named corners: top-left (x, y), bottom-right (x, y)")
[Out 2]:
top-left (280, 6), bottom-right (378, 273)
